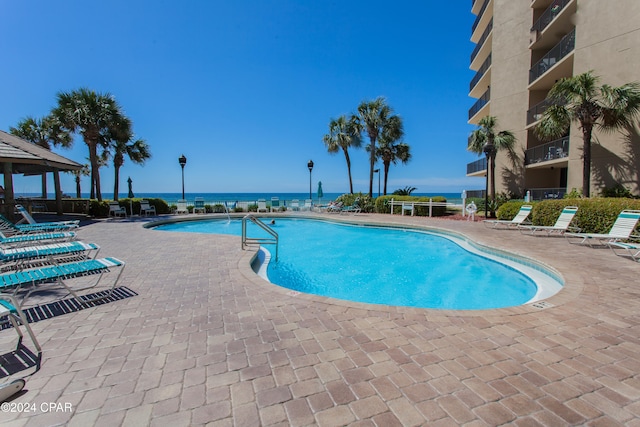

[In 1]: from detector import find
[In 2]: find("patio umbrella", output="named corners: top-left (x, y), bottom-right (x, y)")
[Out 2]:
top-left (317, 181), bottom-right (323, 202)
top-left (127, 177), bottom-right (135, 198)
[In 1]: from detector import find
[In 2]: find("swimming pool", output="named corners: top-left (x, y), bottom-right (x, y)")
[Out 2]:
top-left (153, 217), bottom-right (563, 310)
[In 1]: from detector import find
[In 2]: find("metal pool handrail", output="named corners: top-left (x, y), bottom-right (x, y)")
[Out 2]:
top-left (242, 214), bottom-right (278, 261)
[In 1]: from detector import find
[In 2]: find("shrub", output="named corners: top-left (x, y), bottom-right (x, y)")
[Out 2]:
top-left (601, 184), bottom-right (636, 198)
top-left (495, 200), bottom-right (529, 220)
top-left (233, 206), bottom-right (245, 213)
top-left (335, 193), bottom-right (376, 213)
top-left (212, 204), bottom-right (226, 213)
top-left (247, 204), bottom-right (258, 212)
top-left (88, 198), bottom-right (171, 217)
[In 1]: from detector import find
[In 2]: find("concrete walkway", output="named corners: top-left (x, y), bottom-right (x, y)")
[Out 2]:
top-left (1, 213), bottom-right (639, 426)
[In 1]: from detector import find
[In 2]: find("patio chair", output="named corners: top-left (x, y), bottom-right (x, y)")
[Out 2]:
top-left (0, 241), bottom-right (99, 271)
top-left (327, 202), bottom-right (343, 213)
top-left (0, 257), bottom-right (126, 306)
top-left (290, 200), bottom-right (300, 211)
top-left (608, 241), bottom-right (640, 262)
top-left (303, 199), bottom-right (312, 211)
top-left (0, 294), bottom-right (41, 362)
top-left (0, 214), bottom-right (76, 235)
top-left (14, 205), bottom-right (80, 229)
top-left (270, 197), bottom-right (281, 213)
top-left (175, 200), bottom-right (189, 214)
top-left (0, 231), bottom-right (77, 248)
top-left (483, 205), bottom-right (533, 229)
top-left (257, 199), bottom-right (268, 213)
top-left (340, 198), bottom-right (361, 215)
top-left (565, 210), bottom-right (640, 246)
top-left (109, 202), bottom-right (127, 218)
top-left (518, 206), bottom-right (579, 236)
top-left (193, 197), bottom-right (206, 214)
top-left (139, 200), bottom-right (157, 216)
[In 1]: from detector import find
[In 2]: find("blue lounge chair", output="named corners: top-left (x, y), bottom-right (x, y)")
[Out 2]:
top-left (0, 214), bottom-right (77, 235)
top-left (0, 294), bottom-right (41, 359)
top-left (0, 257), bottom-right (125, 305)
top-left (15, 205), bottom-right (80, 229)
top-left (0, 241), bottom-right (99, 271)
top-left (0, 231), bottom-right (77, 248)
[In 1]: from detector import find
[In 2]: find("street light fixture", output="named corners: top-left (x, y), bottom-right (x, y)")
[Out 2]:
top-left (307, 160), bottom-right (314, 200)
top-left (482, 141), bottom-right (495, 218)
top-left (178, 154), bottom-right (187, 199)
top-left (374, 169), bottom-right (380, 197)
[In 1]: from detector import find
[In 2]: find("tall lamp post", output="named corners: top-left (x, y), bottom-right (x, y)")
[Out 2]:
top-left (307, 160), bottom-right (314, 200)
top-left (178, 154), bottom-right (187, 199)
top-left (374, 169), bottom-right (380, 197)
top-left (482, 141), bottom-right (495, 218)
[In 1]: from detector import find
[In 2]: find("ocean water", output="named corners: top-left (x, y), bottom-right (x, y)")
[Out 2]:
top-left (20, 192), bottom-right (464, 205)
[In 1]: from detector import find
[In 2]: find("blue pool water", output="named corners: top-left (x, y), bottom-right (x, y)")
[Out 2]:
top-left (154, 218), bottom-right (560, 310)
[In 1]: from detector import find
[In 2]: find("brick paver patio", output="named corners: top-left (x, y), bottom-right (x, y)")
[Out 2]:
top-left (1, 212), bottom-right (639, 426)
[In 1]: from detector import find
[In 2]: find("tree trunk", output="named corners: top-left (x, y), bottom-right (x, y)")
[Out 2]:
top-left (368, 138), bottom-right (376, 198)
top-left (490, 152), bottom-right (497, 217)
top-left (383, 161), bottom-right (391, 196)
top-left (582, 125), bottom-right (592, 197)
top-left (88, 142), bottom-right (102, 201)
top-left (53, 169), bottom-right (63, 215)
top-left (76, 176), bottom-right (81, 198)
top-left (114, 166), bottom-right (120, 201)
top-left (343, 148), bottom-right (354, 194)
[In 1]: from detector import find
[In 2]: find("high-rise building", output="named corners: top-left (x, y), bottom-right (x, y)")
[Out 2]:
top-left (467, 0), bottom-right (640, 199)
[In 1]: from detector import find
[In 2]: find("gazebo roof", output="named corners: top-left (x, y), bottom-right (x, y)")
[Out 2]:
top-left (0, 129), bottom-right (82, 174)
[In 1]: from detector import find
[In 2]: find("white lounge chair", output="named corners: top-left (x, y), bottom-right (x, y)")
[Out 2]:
top-left (0, 231), bottom-right (76, 248)
top-left (0, 241), bottom-right (100, 271)
top-left (518, 206), bottom-right (579, 236)
top-left (175, 200), bottom-right (189, 214)
top-left (483, 205), bottom-right (533, 229)
top-left (608, 241), bottom-right (640, 262)
top-left (565, 210), bottom-right (640, 246)
top-left (109, 202), bottom-right (127, 218)
top-left (290, 200), bottom-right (300, 211)
top-left (193, 197), bottom-right (206, 214)
top-left (0, 294), bottom-right (41, 363)
top-left (139, 200), bottom-right (157, 216)
top-left (1, 213), bottom-right (76, 235)
top-left (257, 199), bottom-right (268, 213)
top-left (270, 197), bottom-right (281, 213)
top-left (340, 198), bottom-right (361, 215)
top-left (303, 199), bottom-right (312, 211)
top-left (15, 205), bottom-right (79, 229)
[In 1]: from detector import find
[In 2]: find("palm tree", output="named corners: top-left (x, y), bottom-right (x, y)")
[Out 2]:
top-left (374, 115), bottom-right (410, 195)
top-left (468, 115), bottom-right (516, 217)
top-left (535, 71), bottom-right (640, 197)
top-left (9, 115), bottom-right (73, 214)
top-left (355, 97), bottom-right (403, 197)
top-left (110, 136), bottom-right (151, 200)
top-left (322, 115), bottom-right (361, 193)
top-left (51, 88), bottom-right (133, 201)
top-left (68, 164), bottom-right (90, 198)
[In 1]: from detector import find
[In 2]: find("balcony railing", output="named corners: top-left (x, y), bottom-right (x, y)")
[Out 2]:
top-left (468, 87), bottom-right (490, 120)
top-left (526, 98), bottom-right (555, 124)
top-left (531, 0), bottom-right (571, 34)
top-left (470, 18), bottom-right (493, 64)
top-left (525, 135), bottom-right (569, 165)
top-left (529, 28), bottom-right (575, 83)
top-left (527, 187), bottom-right (566, 200)
top-left (467, 157), bottom-right (488, 174)
top-left (470, 53), bottom-right (491, 91)
top-left (471, 0), bottom-right (489, 34)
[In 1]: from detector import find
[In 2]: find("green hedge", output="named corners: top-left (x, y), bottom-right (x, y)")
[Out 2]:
top-left (495, 198), bottom-right (640, 234)
top-left (374, 195), bottom-right (448, 216)
top-left (89, 198), bottom-right (171, 217)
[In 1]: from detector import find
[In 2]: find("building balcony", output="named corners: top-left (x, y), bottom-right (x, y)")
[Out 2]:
top-left (527, 187), bottom-right (566, 200)
top-left (524, 135), bottom-right (570, 166)
top-left (530, 0), bottom-right (577, 49)
top-left (469, 54), bottom-right (491, 97)
top-left (471, 0), bottom-right (492, 43)
top-left (470, 18), bottom-right (493, 68)
top-left (529, 28), bottom-right (575, 86)
top-left (467, 157), bottom-right (487, 176)
top-left (468, 87), bottom-right (490, 123)
top-left (526, 98), bottom-right (554, 125)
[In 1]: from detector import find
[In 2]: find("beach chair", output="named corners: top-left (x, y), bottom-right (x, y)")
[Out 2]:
top-left (0, 294), bottom-right (41, 361)
top-left (193, 197), bottom-right (206, 214)
top-left (0, 257), bottom-right (126, 306)
top-left (257, 199), bottom-right (268, 213)
top-left (0, 231), bottom-right (76, 248)
top-left (1, 241), bottom-right (99, 271)
top-left (608, 241), bottom-right (640, 262)
top-left (0, 214), bottom-right (76, 235)
top-left (175, 200), bottom-right (188, 214)
top-left (483, 205), bottom-right (533, 229)
top-left (270, 197), bottom-right (281, 213)
top-left (340, 199), bottom-right (361, 215)
top-left (290, 200), bottom-right (300, 211)
top-left (327, 202), bottom-right (343, 213)
top-left (303, 199), bottom-right (313, 211)
top-left (518, 206), bottom-right (579, 236)
top-left (14, 205), bottom-right (79, 229)
top-left (109, 202), bottom-right (127, 218)
top-left (565, 210), bottom-right (640, 246)
top-left (139, 200), bottom-right (157, 216)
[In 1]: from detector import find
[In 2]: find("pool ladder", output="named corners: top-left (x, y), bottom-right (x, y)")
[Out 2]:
top-left (241, 214), bottom-right (278, 261)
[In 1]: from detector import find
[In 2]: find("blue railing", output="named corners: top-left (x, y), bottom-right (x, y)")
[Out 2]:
top-left (531, 0), bottom-right (571, 34)
top-left (525, 135), bottom-right (570, 165)
top-left (470, 18), bottom-right (493, 64)
top-left (467, 157), bottom-right (488, 174)
top-left (529, 28), bottom-right (575, 83)
top-left (468, 87), bottom-right (490, 120)
top-left (470, 53), bottom-right (492, 91)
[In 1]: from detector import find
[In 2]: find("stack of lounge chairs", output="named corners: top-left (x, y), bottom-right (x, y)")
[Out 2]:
top-left (0, 211), bottom-right (126, 369)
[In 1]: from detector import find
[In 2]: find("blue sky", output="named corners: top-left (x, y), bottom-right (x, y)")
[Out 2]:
top-left (0, 0), bottom-right (482, 196)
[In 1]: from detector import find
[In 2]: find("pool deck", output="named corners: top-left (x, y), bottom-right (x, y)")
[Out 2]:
top-left (2, 212), bottom-right (640, 426)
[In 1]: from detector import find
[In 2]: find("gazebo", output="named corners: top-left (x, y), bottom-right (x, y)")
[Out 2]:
top-left (0, 130), bottom-right (83, 218)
